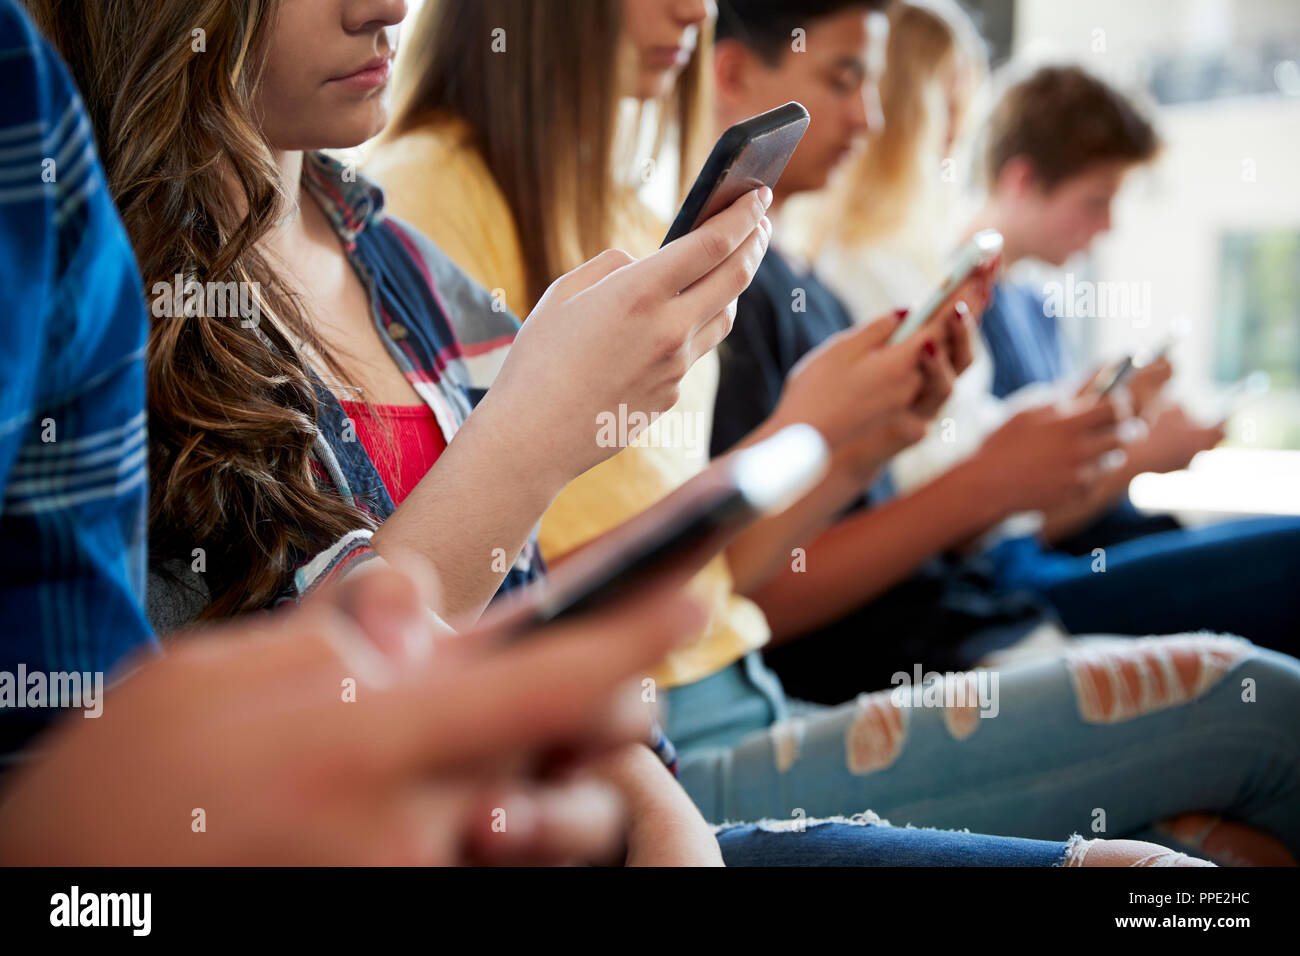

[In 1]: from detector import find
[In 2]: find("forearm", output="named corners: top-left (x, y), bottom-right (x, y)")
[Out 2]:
top-left (594, 744), bottom-right (723, 867)
top-left (723, 415), bottom-right (881, 595)
top-left (749, 457), bottom-right (1009, 643)
top-left (370, 391), bottom-right (566, 625)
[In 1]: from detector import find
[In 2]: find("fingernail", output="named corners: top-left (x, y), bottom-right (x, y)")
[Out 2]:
top-left (954, 299), bottom-right (970, 317)
top-left (758, 186), bottom-right (773, 208)
top-left (923, 341), bottom-right (937, 357)
top-left (894, 307), bottom-right (909, 324)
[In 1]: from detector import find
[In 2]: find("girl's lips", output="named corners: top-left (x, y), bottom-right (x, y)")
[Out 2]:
top-left (330, 58), bottom-right (392, 91)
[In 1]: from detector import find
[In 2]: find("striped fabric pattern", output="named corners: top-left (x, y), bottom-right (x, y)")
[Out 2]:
top-left (0, 0), bottom-right (156, 760)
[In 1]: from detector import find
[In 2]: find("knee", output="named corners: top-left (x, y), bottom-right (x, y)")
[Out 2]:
top-left (1064, 634), bottom-right (1257, 724)
top-left (845, 689), bottom-right (908, 774)
top-left (1065, 837), bottom-right (1214, 867)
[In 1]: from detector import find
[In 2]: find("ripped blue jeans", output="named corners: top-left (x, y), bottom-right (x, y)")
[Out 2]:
top-left (666, 636), bottom-right (1300, 865)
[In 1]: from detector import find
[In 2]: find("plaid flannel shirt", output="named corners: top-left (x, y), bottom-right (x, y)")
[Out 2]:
top-left (0, 0), bottom-right (156, 761)
top-left (288, 152), bottom-right (544, 599)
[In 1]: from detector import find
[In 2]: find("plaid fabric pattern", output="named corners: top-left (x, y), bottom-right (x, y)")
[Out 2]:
top-left (0, 0), bottom-right (156, 760)
top-left (288, 153), bottom-right (543, 599)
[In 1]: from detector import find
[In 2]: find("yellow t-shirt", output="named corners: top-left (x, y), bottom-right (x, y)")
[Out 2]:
top-left (366, 116), bottom-right (771, 687)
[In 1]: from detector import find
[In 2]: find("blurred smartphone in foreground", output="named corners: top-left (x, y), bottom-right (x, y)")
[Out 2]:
top-left (508, 424), bottom-right (829, 633)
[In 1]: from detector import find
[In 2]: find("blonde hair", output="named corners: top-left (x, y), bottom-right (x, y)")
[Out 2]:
top-left (826, 0), bottom-right (987, 252)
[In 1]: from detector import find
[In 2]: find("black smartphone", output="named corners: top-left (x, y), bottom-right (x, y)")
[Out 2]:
top-left (510, 424), bottom-right (828, 631)
top-left (661, 101), bottom-right (810, 247)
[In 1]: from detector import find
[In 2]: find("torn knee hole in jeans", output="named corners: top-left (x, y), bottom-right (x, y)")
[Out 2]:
top-left (1064, 634), bottom-right (1251, 724)
top-left (836, 675), bottom-right (984, 777)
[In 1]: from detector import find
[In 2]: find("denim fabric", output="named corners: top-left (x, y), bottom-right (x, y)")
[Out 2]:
top-left (717, 819), bottom-right (1071, 866)
top-left (989, 516), bottom-right (1300, 656)
top-left (667, 644), bottom-right (1300, 857)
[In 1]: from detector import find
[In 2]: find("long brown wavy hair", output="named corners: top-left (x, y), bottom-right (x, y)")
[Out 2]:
top-left (384, 0), bottom-right (713, 307)
top-left (24, 0), bottom-right (372, 618)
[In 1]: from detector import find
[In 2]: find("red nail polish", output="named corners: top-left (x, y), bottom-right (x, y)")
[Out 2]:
top-left (923, 341), bottom-right (937, 357)
top-left (894, 307), bottom-right (909, 323)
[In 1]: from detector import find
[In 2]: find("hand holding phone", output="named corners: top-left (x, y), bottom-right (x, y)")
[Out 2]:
top-left (890, 229), bottom-right (1003, 344)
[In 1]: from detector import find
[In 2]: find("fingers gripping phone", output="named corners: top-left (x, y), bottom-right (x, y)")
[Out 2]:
top-left (890, 229), bottom-right (1003, 344)
top-left (662, 102), bottom-right (811, 247)
top-left (513, 424), bottom-right (829, 631)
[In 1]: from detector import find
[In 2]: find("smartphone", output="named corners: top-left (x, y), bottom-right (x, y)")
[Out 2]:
top-left (511, 424), bottom-right (829, 631)
top-left (1093, 355), bottom-right (1137, 399)
top-left (1219, 370), bottom-right (1271, 419)
top-left (890, 229), bottom-right (1003, 344)
top-left (661, 102), bottom-right (811, 247)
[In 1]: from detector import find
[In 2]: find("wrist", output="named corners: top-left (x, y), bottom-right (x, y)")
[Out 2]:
top-left (827, 441), bottom-right (885, 491)
top-left (454, 390), bottom-right (571, 510)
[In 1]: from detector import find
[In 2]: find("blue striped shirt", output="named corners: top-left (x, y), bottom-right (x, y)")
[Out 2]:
top-left (980, 282), bottom-right (1069, 398)
top-left (0, 0), bottom-right (156, 759)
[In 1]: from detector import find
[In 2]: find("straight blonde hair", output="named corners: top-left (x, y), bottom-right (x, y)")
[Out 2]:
top-left (828, 0), bottom-right (987, 250)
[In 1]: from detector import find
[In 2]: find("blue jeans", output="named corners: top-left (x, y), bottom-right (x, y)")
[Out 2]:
top-left (717, 818), bottom-right (1072, 866)
top-left (667, 639), bottom-right (1300, 859)
top-left (989, 516), bottom-right (1300, 655)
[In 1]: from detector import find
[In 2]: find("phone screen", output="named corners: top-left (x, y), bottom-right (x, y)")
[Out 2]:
top-left (890, 230), bottom-right (1003, 344)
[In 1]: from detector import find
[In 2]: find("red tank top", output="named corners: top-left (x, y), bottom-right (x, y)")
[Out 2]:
top-left (339, 401), bottom-right (447, 505)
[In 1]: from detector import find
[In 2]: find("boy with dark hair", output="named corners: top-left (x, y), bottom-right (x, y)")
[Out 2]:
top-left (651, 0), bottom-right (1300, 867)
top-left (710, 0), bottom-right (1100, 694)
top-left (706, 0), bottom-right (1300, 694)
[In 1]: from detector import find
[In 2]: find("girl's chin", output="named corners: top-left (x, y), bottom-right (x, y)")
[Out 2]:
top-left (316, 115), bottom-right (388, 151)
top-left (638, 69), bottom-right (680, 101)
